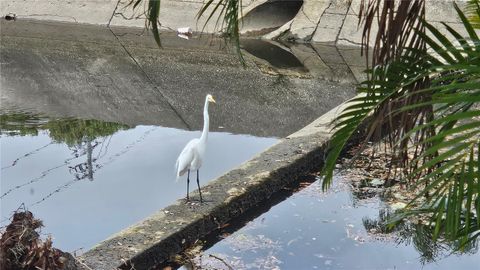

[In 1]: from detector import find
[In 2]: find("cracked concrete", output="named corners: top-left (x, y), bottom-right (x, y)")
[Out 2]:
top-left (107, 0), bottom-right (122, 27)
top-left (335, 0), bottom-right (474, 46)
top-left (0, 0), bottom-right (118, 25)
top-left (288, 0), bottom-right (331, 41)
top-left (256, 0), bottom-right (474, 46)
top-left (1, 20), bottom-right (361, 138)
top-left (314, 0), bottom-right (352, 44)
top-left (1, 0), bottom-right (474, 45)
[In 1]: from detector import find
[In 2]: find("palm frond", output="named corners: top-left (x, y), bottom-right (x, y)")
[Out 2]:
top-left (385, 3), bottom-right (479, 247)
top-left (126, 0), bottom-right (162, 47)
top-left (197, 0), bottom-right (244, 63)
top-left (358, 0), bottom-right (426, 69)
top-left (325, 0), bottom-right (480, 248)
top-left (466, 0), bottom-right (480, 29)
top-left (321, 51), bottom-right (428, 189)
top-left (148, 0), bottom-right (161, 47)
top-left (127, 0), bottom-right (244, 61)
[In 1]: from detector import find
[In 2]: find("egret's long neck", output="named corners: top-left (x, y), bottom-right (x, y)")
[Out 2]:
top-left (200, 98), bottom-right (210, 143)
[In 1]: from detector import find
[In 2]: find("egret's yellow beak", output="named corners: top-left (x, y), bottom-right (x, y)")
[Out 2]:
top-left (210, 96), bottom-right (216, 104)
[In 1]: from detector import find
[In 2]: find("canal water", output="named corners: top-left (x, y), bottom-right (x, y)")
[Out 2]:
top-left (1, 20), bottom-right (357, 252)
top-left (0, 113), bottom-right (277, 251)
top-left (179, 177), bottom-right (480, 270)
top-left (3, 19), bottom-right (479, 269)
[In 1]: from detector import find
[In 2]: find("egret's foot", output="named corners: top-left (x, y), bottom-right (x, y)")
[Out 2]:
top-left (197, 197), bottom-right (212, 204)
top-left (185, 197), bottom-right (208, 204)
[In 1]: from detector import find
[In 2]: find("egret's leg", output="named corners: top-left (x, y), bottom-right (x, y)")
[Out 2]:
top-left (186, 169), bottom-right (190, 201)
top-left (196, 170), bottom-right (203, 203)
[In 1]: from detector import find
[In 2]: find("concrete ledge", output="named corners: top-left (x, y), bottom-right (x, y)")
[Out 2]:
top-left (79, 101), bottom-right (348, 269)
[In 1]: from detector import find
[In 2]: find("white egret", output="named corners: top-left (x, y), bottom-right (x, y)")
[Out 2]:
top-left (175, 94), bottom-right (216, 202)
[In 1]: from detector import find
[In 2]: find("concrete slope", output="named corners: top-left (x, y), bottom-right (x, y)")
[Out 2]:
top-left (0, 20), bottom-right (186, 129)
top-left (1, 20), bottom-right (356, 137)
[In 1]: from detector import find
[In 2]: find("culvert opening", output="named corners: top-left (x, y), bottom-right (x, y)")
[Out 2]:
top-left (240, 0), bottom-right (303, 36)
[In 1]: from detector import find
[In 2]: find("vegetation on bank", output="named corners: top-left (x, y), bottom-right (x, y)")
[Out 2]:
top-left (131, 0), bottom-right (480, 250)
top-left (321, 0), bottom-right (480, 249)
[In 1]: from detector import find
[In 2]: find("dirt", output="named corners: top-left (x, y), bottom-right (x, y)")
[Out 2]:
top-left (337, 143), bottom-right (429, 211)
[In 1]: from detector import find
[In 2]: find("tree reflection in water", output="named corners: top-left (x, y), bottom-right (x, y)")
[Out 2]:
top-left (362, 208), bottom-right (479, 264)
top-left (0, 112), bottom-right (128, 206)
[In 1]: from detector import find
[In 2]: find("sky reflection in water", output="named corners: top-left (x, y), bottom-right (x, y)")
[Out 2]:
top-left (0, 115), bottom-right (278, 251)
top-left (183, 178), bottom-right (480, 270)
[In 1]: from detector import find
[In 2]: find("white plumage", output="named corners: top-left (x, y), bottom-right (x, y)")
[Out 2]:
top-left (175, 138), bottom-right (203, 178)
top-left (175, 94), bottom-right (216, 202)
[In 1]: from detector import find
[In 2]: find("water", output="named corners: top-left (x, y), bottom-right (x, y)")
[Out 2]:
top-left (1, 20), bottom-right (360, 253)
top-left (0, 114), bottom-right (277, 251)
top-left (181, 177), bottom-right (480, 269)
top-left (2, 19), bottom-right (478, 270)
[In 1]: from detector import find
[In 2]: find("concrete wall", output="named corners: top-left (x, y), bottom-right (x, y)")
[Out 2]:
top-left (2, 0), bottom-right (474, 45)
top-left (0, 0), bottom-right (230, 32)
top-left (261, 0), bottom-right (476, 44)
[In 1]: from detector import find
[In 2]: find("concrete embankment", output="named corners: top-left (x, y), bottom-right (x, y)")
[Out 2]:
top-left (1, 19), bottom-right (359, 138)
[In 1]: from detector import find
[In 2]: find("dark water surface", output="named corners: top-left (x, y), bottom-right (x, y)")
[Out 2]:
top-left (181, 178), bottom-right (480, 270)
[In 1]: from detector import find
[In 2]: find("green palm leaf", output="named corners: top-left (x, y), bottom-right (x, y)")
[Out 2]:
top-left (466, 0), bottom-right (480, 29)
top-left (126, 0), bottom-right (243, 61)
top-left (324, 0), bottom-right (480, 249)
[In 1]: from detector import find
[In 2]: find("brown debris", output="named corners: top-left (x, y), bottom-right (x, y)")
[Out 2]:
top-left (339, 142), bottom-right (429, 215)
top-left (0, 209), bottom-right (76, 270)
